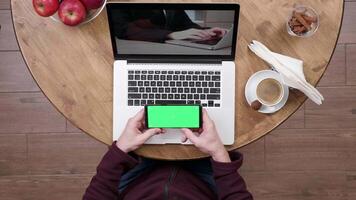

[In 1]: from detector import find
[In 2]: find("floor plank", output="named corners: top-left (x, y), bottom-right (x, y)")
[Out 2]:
top-left (346, 172), bottom-right (356, 200)
top-left (28, 132), bottom-right (107, 175)
top-left (0, 175), bottom-right (92, 200)
top-left (305, 86), bottom-right (356, 129)
top-left (0, 92), bottom-right (66, 133)
top-left (346, 44), bottom-right (356, 85)
top-left (0, 51), bottom-right (39, 92)
top-left (319, 44), bottom-right (346, 86)
top-left (338, 2), bottom-right (356, 44)
top-left (240, 171), bottom-right (347, 200)
top-left (265, 129), bottom-right (356, 171)
top-left (0, 134), bottom-right (27, 176)
top-left (0, 0), bottom-right (10, 10)
top-left (238, 138), bottom-right (265, 172)
top-left (0, 10), bottom-right (19, 50)
top-left (277, 104), bottom-right (305, 129)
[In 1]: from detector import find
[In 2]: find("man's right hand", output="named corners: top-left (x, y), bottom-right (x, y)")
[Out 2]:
top-left (180, 109), bottom-right (231, 163)
top-left (167, 28), bottom-right (216, 40)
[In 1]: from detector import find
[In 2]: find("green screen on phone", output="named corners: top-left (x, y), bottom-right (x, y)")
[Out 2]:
top-left (146, 105), bottom-right (201, 128)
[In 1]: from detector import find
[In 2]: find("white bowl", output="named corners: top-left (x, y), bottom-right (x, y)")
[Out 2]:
top-left (50, 0), bottom-right (107, 26)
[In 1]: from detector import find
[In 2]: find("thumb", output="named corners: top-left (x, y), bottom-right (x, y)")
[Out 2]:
top-left (181, 134), bottom-right (188, 143)
top-left (181, 128), bottom-right (199, 144)
top-left (141, 128), bottom-right (161, 140)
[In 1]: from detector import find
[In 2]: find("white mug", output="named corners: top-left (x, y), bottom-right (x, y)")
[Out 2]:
top-left (255, 77), bottom-right (285, 107)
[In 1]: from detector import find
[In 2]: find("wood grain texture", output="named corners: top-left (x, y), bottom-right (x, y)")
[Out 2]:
top-left (266, 129), bottom-right (356, 171)
top-left (0, 175), bottom-right (92, 200)
top-left (0, 0), bottom-right (10, 10)
top-left (28, 133), bottom-right (106, 175)
top-left (319, 44), bottom-right (346, 86)
top-left (0, 93), bottom-right (66, 133)
top-left (66, 120), bottom-right (83, 133)
top-left (346, 172), bottom-right (356, 200)
top-left (240, 171), bottom-right (347, 200)
top-left (338, 2), bottom-right (356, 44)
top-left (238, 138), bottom-right (264, 172)
top-left (0, 51), bottom-right (39, 92)
top-left (0, 10), bottom-right (18, 50)
top-left (305, 87), bottom-right (356, 129)
top-left (346, 44), bottom-right (356, 85)
top-left (11, 0), bottom-right (343, 159)
top-left (277, 104), bottom-right (305, 129)
top-left (0, 134), bottom-right (27, 176)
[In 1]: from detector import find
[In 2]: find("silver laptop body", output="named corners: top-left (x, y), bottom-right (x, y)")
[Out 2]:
top-left (107, 3), bottom-right (240, 145)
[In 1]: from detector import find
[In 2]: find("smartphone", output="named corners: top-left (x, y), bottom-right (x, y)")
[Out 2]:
top-left (145, 105), bottom-right (202, 129)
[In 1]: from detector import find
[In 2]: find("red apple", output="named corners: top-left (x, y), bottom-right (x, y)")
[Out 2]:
top-left (80, 0), bottom-right (104, 10)
top-left (32, 0), bottom-right (59, 17)
top-left (58, 0), bottom-right (86, 26)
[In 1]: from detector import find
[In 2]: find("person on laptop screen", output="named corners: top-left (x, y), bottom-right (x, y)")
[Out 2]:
top-left (83, 109), bottom-right (253, 200)
top-left (112, 9), bottom-right (228, 43)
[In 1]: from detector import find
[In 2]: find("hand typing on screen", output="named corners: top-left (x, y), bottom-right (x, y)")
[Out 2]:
top-left (116, 109), bottom-right (163, 153)
top-left (181, 109), bottom-right (231, 163)
top-left (205, 27), bottom-right (228, 38)
top-left (168, 27), bottom-right (228, 41)
top-left (167, 28), bottom-right (213, 40)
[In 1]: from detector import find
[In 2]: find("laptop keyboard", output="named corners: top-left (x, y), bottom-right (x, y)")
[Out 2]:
top-left (127, 70), bottom-right (221, 107)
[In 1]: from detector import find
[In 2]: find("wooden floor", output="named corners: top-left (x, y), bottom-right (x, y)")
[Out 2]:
top-left (0, 1), bottom-right (356, 199)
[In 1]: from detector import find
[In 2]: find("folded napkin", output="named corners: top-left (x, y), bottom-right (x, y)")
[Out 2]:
top-left (248, 40), bottom-right (324, 105)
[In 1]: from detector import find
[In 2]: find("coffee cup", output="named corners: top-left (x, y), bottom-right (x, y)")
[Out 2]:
top-left (255, 77), bottom-right (284, 107)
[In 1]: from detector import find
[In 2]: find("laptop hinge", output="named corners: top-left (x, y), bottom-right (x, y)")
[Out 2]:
top-left (127, 58), bottom-right (222, 64)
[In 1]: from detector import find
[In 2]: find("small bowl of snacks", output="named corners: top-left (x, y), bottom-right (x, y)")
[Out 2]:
top-left (286, 5), bottom-right (319, 37)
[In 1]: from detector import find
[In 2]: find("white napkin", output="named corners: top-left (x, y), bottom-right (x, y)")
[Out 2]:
top-left (248, 40), bottom-right (324, 105)
top-left (272, 53), bottom-right (306, 81)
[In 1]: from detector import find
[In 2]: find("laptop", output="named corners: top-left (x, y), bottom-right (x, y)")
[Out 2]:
top-left (165, 27), bottom-right (233, 50)
top-left (106, 3), bottom-right (240, 145)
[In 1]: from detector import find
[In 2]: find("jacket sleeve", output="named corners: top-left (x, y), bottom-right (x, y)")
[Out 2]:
top-left (211, 152), bottom-right (253, 200)
top-left (112, 10), bottom-right (172, 43)
top-left (83, 142), bottom-right (138, 200)
top-left (126, 22), bottom-right (173, 43)
top-left (170, 10), bottom-right (202, 31)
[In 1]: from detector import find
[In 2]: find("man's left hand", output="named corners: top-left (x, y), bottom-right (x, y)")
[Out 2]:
top-left (116, 110), bottom-right (163, 153)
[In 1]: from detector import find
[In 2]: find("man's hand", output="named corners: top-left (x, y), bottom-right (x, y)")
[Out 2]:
top-left (116, 110), bottom-right (162, 153)
top-left (168, 28), bottom-right (216, 40)
top-left (168, 27), bottom-right (228, 41)
top-left (205, 27), bottom-right (228, 38)
top-left (181, 109), bottom-right (231, 163)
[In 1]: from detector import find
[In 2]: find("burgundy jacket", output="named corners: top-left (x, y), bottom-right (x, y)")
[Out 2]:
top-left (83, 143), bottom-right (253, 200)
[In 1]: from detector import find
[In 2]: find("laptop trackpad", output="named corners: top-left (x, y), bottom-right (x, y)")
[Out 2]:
top-left (145, 129), bottom-right (192, 144)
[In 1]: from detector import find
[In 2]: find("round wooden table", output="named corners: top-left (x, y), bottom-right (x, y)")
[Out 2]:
top-left (11, 0), bottom-right (343, 159)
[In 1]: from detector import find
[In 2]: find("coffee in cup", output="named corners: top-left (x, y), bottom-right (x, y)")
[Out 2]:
top-left (256, 78), bottom-right (284, 106)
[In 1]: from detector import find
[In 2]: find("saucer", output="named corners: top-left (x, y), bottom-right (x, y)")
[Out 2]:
top-left (245, 70), bottom-right (289, 114)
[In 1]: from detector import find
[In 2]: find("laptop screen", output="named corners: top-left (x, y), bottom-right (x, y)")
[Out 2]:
top-left (106, 3), bottom-right (239, 61)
